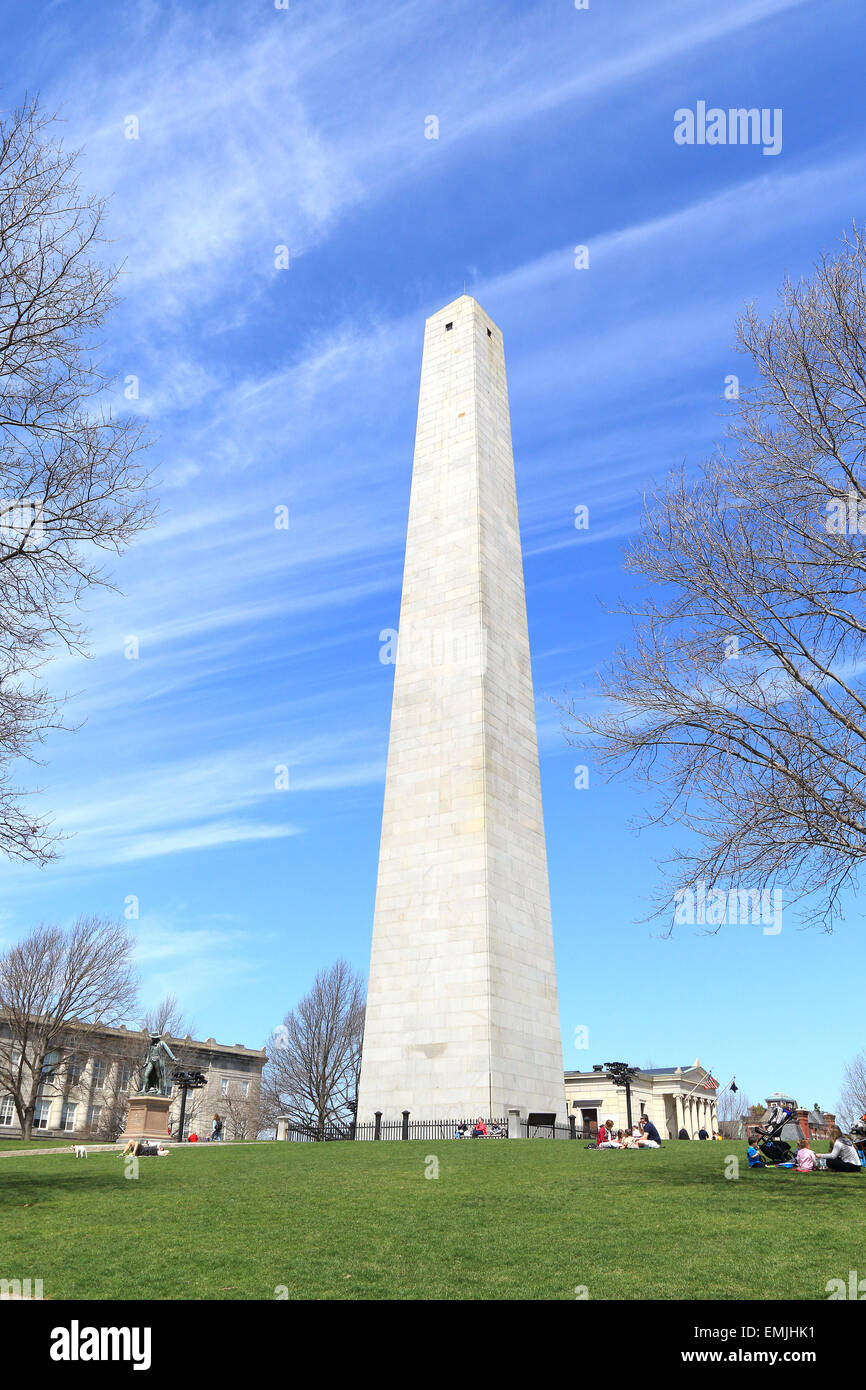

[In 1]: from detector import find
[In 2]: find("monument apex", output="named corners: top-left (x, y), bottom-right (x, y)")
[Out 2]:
top-left (357, 295), bottom-right (565, 1123)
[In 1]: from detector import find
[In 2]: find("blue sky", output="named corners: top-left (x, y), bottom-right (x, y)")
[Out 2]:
top-left (1, 0), bottom-right (864, 1113)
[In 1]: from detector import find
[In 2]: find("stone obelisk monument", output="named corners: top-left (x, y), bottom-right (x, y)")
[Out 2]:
top-left (357, 295), bottom-right (565, 1123)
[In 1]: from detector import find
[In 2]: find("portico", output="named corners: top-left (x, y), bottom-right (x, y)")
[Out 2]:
top-left (565, 1060), bottom-right (719, 1139)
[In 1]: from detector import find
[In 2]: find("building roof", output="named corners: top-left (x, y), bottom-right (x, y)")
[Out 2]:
top-left (0, 1008), bottom-right (266, 1059)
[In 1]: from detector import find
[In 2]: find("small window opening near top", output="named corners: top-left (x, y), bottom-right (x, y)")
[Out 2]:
top-left (445, 322), bottom-right (453, 331)
top-left (487, 327), bottom-right (492, 337)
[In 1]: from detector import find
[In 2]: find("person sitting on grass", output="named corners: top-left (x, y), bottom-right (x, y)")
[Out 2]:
top-left (637, 1116), bottom-right (662, 1148)
top-left (619, 1131), bottom-right (639, 1149)
top-left (471, 1117), bottom-right (487, 1138)
top-left (826, 1126), bottom-right (861, 1173)
top-left (597, 1119), bottom-right (619, 1148)
top-left (795, 1139), bottom-right (818, 1172)
top-left (746, 1139), bottom-right (766, 1168)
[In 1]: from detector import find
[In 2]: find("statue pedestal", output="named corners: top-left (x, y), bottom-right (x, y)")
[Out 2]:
top-left (119, 1094), bottom-right (172, 1144)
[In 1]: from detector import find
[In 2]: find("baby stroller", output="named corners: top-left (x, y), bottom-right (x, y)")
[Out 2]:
top-left (849, 1114), bottom-right (866, 1156)
top-left (753, 1104), bottom-right (803, 1165)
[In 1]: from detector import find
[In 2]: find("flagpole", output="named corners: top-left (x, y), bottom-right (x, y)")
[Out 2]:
top-left (681, 1069), bottom-right (735, 1102)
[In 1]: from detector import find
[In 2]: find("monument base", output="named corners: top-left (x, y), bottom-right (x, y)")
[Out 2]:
top-left (119, 1094), bottom-right (172, 1144)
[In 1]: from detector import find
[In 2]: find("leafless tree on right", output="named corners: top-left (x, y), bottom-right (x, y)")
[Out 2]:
top-left (263, 959), bottom-right (365, 1139)
top-left (564, 225), bottom-right (866, 932)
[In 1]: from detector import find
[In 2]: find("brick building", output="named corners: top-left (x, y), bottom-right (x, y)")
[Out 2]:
top-left (747, 1092), bottom-right (836, 1145)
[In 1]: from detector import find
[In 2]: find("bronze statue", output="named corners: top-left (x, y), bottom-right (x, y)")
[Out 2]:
top-left (139, 1034), bottom-right (178, 1095)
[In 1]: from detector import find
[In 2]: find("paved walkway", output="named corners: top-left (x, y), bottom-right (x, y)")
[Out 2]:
top-left (0, 1143), bottom-right (121, 1158)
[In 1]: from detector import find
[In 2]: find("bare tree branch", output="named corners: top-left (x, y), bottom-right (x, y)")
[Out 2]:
top-left (564, 223), bottom-right (866, 932)
top-left (262, 960), bottom-right (365, 1138)
top-left (0, 96), bottom-right (156, 864)
top-left (0, 914), bottom-right (138, 1137)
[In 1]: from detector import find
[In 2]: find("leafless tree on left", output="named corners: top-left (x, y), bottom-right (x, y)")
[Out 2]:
top-left (0, 96), bottom-right (156, 864)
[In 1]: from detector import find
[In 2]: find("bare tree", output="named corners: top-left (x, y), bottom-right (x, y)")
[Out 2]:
top-left (717, 1087), bottom-right (752, 1140)
top-left (220, 1078), bottom-right (262, 1142)
top-left (566, 225), bottom-right (866, 930)
top-left (838, 1052), bottom-right (866, 1128)
top-left (263, 959), bottom-right (365, 1139)
top-left (140, 993), bottom-right (190, 1042)
top-left (0, 915), bottom-right (138, 1137)
top-left (0, 97), bottom-right (155, 864)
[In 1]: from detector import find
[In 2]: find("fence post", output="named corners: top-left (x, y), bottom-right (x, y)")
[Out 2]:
top-left (568, 1115), bottom-right (576, 1140)
top-left (374, 1110), bottom-right (382, 1141)
top-left (507, 1107), bottom-right (522, 1139)
top-left (401, 1110), bottom-right (410, 1140)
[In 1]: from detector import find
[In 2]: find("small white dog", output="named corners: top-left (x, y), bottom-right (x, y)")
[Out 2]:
top-left (71, 1144), bottom-right (88, 1159)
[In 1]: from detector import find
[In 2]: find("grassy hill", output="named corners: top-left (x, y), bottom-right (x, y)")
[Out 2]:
top-left (0, 1138), bottom-right (859, 1300)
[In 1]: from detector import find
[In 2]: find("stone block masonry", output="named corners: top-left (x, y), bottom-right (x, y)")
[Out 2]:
top-left (357, 295), bottom-right (566, 1122)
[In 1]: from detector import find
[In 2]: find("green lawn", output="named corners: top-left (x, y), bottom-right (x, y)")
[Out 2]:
top-left (0, 1138), bottom-right (72, 1152)
top-left (0, 1138), bottom-right (860, 1300)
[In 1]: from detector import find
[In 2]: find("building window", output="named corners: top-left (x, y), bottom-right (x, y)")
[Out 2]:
top-left (118, 1065), bottom-right (131, 1093)
top-left (34, 1101), bottom-right (51, 1130)
top-left (39, 1050), bottom-right (60, 1086)
top-left (487, 328), bottom-right (492, 337)
top-left (61, 1103), bottom-right (77, 1132)
top-left (92, 1060), bottom-right (106, 1090)
top-left (220, 1078), bottom-right (228, 1096)
top-left (87, 1105), bottom-right (102, 1131)
top-left (66, 1055), bottom-right (83, 1086)
top-left (445, 322), bottom-right (453, 331)
top-left (0, 1096), bottom-right (14, 1126)
top-left (241, 1080), bottom-right (249, 1097)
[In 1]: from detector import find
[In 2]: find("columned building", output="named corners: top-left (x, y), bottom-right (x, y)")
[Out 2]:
top-left (565, 1061), bottom-right (719, 1139)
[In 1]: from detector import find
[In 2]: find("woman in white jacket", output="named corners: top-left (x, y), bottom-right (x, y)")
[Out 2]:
top-left (826, 1127), bottom-right (862, 1173)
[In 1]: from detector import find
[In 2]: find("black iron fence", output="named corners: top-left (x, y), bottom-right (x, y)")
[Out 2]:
top-left (522, 1120), bottom-right (578, 1140)
top-left (354, 1116), bottom-right (509, 1142)
top-left (280, 1121), bottom-right (353, 1143)
top-left (350, 1114), bottom-right (585, 1142)
top-left (277, 1114), bottom-right (587, 1142)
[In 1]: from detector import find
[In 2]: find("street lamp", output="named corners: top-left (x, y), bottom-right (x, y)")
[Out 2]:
top-left (171, 1068), bottom-right (206, 1142)
top-left (603, 1061), bottom-right (640, 1130)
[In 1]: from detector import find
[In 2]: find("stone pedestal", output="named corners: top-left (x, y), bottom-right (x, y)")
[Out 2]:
top-left (119, 1094), bottom-right (172, 1144)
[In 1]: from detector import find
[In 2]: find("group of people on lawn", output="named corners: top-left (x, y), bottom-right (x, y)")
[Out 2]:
top-left (454, 1118), bottom-right (504, 1138)
top-left (596, 1116), bottom-right (663, 1148)
top-left (747, 1126), bottom-right (863, 1174)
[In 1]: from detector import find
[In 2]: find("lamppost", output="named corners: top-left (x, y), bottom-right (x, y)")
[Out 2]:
top-left (603, 1061), bottom-right (640, 1130)
top-left (171, 1068), bottom-right (206, 1141)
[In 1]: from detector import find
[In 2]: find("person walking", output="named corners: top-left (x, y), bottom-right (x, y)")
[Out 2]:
top-left (211, 1113), bottom-right (223, 1143)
